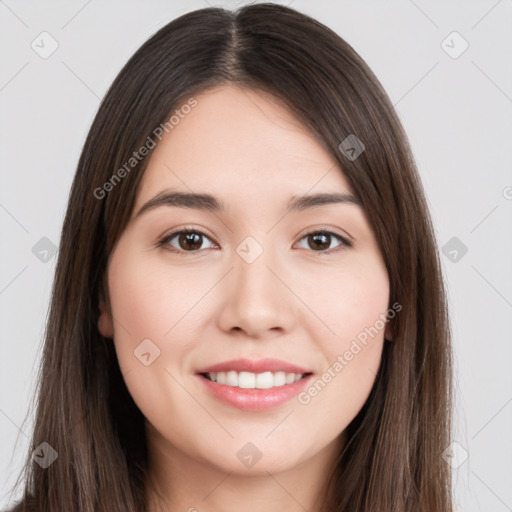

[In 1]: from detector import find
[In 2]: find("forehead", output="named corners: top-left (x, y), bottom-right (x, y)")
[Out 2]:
top-left (134, 84), bottom-right (354, 211)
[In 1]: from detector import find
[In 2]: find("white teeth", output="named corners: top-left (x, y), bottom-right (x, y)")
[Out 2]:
top-left (273, 371), bottom-right (286, 386)
top-left (226, 371), bottom-right (238, 387)
top-left (206, 371), bottom-right (306, 388)
top-left (285, 373), bottom-right (296, 385)
top-left (256, 371), bottom-right (273, 389)
top-left (239, 371), bottom-right (256, 388)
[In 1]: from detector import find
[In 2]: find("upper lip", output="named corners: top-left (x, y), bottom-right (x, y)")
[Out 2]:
top-left (196, 358), bottom-right (313, 375)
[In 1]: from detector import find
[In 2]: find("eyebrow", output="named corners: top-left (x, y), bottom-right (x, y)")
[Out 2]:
top-left (134, 190), bottom-right (362, 218)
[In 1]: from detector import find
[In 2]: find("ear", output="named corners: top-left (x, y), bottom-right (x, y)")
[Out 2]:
top-left (98, 298), bottom-right (114, 338)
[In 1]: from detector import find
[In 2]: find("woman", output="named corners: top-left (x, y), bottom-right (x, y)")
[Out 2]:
top-left (5, 3), bottom-right (453, 511)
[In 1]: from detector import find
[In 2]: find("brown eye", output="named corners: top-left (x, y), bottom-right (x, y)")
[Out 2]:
top-left (177, 232), bottom-right (203, 251)
top-left (307, 233), bottom-right (331, 251)
top-left (159, 229), bottom-right (216, 254)
top-left (297, 230), bottom-right (350, 254)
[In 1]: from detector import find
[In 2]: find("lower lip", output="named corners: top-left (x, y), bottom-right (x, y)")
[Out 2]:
top-left (197, 374), bottom-right (314, 411)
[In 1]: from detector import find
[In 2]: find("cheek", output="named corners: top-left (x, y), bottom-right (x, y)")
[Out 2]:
top-left (106, 245), bottom-right (208, 380)
top-left (296, 252), bottom-right (390, 344)
top-left (294, 254), bottom-right (389, 416)
top-left (106, 248), bottom-right (204, 431)
top-left (108, 245), bottom-right (208, 338)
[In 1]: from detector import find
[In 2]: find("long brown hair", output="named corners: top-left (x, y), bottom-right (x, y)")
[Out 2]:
top-left (5, 3), bottom-right (453, 511)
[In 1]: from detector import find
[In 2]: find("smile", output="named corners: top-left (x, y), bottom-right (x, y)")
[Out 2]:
top-left (202, 370), bottom-right (309, 389)
top-left (195, 358), bottom-right (315, 411)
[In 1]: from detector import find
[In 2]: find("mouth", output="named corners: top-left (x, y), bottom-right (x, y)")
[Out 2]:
top-left (194, 359), bottom-right (315, 411)
top-left (200, 370), bottom-right (313, 389)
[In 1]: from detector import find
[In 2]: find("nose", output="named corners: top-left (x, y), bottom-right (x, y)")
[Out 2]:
top-left (216, 243), bottom-right (297, 340)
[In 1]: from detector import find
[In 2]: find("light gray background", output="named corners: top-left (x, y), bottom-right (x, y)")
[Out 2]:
top-left (1, 1), bottom-right (511, 510)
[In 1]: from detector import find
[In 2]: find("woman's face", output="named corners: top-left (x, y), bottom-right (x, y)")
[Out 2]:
top-left (99, 84), bottom-right (391, 477)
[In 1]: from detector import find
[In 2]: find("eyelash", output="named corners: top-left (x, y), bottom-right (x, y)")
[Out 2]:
top-left (155, 227), bottom-right (352, 256)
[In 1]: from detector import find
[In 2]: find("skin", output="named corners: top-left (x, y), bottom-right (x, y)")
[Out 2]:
top-left (98, 84), bottom-right (392, 512)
